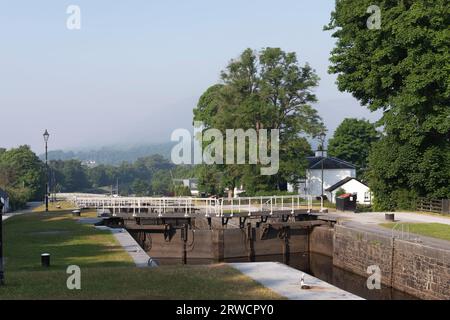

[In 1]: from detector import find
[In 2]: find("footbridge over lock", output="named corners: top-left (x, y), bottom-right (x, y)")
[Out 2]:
top-left (72, 195), bottom-right (324, 225)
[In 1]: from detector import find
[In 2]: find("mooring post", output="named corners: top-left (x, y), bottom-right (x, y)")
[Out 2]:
top-left (281, 227), bottom-right (290, 265)
top-left (247, 223), bottom-right (255, 262)
top-left (207, 217), bottom-right (212, 230)
top-left (181, 223), bottom-right (188, 265)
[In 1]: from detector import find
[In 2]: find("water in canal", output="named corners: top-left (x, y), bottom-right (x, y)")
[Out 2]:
top-left (155, 253), bottom-right (418, 300)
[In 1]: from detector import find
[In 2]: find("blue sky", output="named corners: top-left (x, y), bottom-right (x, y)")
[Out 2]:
top-left (0, 0), bottom-right (381, 153)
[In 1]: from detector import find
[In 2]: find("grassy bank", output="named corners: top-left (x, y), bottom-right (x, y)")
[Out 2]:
top-left (0, 203), bottom-right (281, 300)
top-left (379, 222), bottom-right (450, 242)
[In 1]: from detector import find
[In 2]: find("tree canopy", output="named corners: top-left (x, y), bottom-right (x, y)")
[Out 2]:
top-left (328, 118), bottom-right (379, 177)
top-left (194, 48), bottom-right (325, 194)
top-left (0, 145), bottom-right (45, 209)
top-left (326, 0), bottom-right (450, 209)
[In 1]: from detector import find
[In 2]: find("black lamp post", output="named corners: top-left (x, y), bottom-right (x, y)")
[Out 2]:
top-left (43, 129), bottom-right (50, 212)
top-left (319, 132), bottom-right (327, 197)
top-left (0, 199), bottom-right (4, 285)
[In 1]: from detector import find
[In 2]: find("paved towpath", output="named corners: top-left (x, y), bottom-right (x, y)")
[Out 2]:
top-left (325, 211), bottom-right (450, 250)
top-left (2, 202), bottom-right (41, 221)
top-left (94, 225), bottom-right (155, 268)
top-left (328, 211), bottom-right (450, 226)
top-left (230, 262), bottom-right (363, 300)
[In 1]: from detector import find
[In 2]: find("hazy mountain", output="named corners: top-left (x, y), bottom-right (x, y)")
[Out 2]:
top-left (42, 143), bottom-right (176, 165)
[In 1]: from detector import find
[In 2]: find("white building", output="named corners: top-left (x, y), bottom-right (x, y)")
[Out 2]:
top-left (288, 151), bottom-right (358, 199)
top-left (233, 149), bottom-right (373, 205)
top-left (325, 177), bottom-right (372, 205)
top-left (0, 188), bottom-right (10, 213)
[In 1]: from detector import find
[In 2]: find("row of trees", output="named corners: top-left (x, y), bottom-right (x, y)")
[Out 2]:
top-left (48, 155), bottom-right (195, 196)
top-left (0, 146), bottom-right (196, 210)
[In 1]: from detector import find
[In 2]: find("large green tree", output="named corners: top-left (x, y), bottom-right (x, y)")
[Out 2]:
top-left (194, 48), bottom-right (324, 195)
top-left (328, 118), bottom-right (379, 177)
top-left (0, 145), bottom-right (45, 209)
top-left (50, 160), bottom-right (90, 192)
top-left (326, 0), bottom-right (450, 209)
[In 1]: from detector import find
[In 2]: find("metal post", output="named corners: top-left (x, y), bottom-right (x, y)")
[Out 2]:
top-left (0, 201), bottom-right (4, 285)
top-left (321, 149), bottom-right (324, 197)
top-left (45, 138), bottom-right (49, 212)
top-left (43, 130), bottom-right (50, 212)
top-left (291, 197), bottom-right (294, 214)
top-left (319, 132), bottom-right (326, 198)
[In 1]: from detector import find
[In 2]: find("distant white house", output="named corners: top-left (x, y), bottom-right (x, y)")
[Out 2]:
top-left (0, 188), bottom-right (10, 213)
top-left (288, 151), bottom-right (357, 198)
top-left (81, 160), bottom-right (97, 168)
top-left (325, 177), bottom-right (372, 205)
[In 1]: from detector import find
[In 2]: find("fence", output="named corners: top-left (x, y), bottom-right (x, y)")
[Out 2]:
top-left (416, 198), bottom-right (450, 215)
top-left (72, 195), bottom-right (316, 218)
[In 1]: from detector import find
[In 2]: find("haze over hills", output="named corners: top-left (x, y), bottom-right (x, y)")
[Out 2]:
top-left (42, 142), bottom-right (176, 166)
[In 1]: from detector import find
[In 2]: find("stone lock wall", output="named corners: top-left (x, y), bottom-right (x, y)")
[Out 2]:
top-left (333, 225), bottom-right (450, 300)
top-left (392, 240), bottom-right (450, 300)
top-left (309, 226), bottom-right (334, 257)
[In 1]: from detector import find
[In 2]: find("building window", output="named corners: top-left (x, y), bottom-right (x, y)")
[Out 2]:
top-left (364, 192), bottom-right (371, 202)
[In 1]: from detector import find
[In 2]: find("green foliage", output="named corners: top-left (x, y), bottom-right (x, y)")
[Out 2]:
top-left (368, 135), bottom-right (447, 211)
top-left (50, 160), bottom-right (90, 192)
top-left (0, 145), bottom-right (45, 209)
top-left (45, 143), bottom-right (175, 165)
top-left (356, 203), bottom-right (373, 213)
top-left (328, 118), bottom-right (379, 176)
top-left (3, 186), bottom-right (33, 211)
top-left (150, 170), bottom-right (173, 196)
top-left (380, 223), bottom-right (450, 242)
top-left (335, 188), bottom-right (347, 199)
top-left (196, 165), bottom-right (223, 196)
top-left (172, 185), bottom-right (192, 197)
top-left (194, 48), bottom-right (324, 194)
top-left (84, 155), bottom-right (176, 196)
top-left (327, 0), bottom-right (450, 208)
top-left (131, 179), bottom-right (152, 196)
top-left (241, 190), bottom-right (298, 197)
top-left (45, 154), bottom-right (184, 196)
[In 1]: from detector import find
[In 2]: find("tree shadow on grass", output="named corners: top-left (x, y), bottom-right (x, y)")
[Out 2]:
top-left (6, 242), bottom-right (134, 272)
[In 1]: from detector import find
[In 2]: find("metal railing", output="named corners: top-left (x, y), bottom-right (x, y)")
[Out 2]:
top-left (72, 194), bottom-right (317, 218)
top-left (391, 223), bottom-right (421, 243)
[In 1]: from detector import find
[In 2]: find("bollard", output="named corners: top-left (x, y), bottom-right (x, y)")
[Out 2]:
top-left (385, 213), bottom-right (395, 222)
top-left (41, 253), bottom-right (50, 267)
top-left (72, 210), bottom-right (81, 217)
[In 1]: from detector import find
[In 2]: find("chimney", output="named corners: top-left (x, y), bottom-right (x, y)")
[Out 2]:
top-left (315, 150), bottom-right (327, 158)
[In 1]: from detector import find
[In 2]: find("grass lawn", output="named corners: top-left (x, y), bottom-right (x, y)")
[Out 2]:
top-left (0, 203), bottom-right (281, 300)
top-left (379, 222), bottom-right (450, 242)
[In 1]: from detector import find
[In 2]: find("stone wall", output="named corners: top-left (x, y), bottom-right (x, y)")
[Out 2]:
top-left (392, 239), bottom-right (450, 300)
top-left (333, 225), bottom-right (450, 300)
top-left (309, 226), bottom-right (334, 257)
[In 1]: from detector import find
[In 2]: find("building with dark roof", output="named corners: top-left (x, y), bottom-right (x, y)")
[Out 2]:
top-left (325, 177), bottom-right (372, 204)
top-left (288, 151), bottom-right (358, 198)
top-left (306, 156), bottom-right (356, 170)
